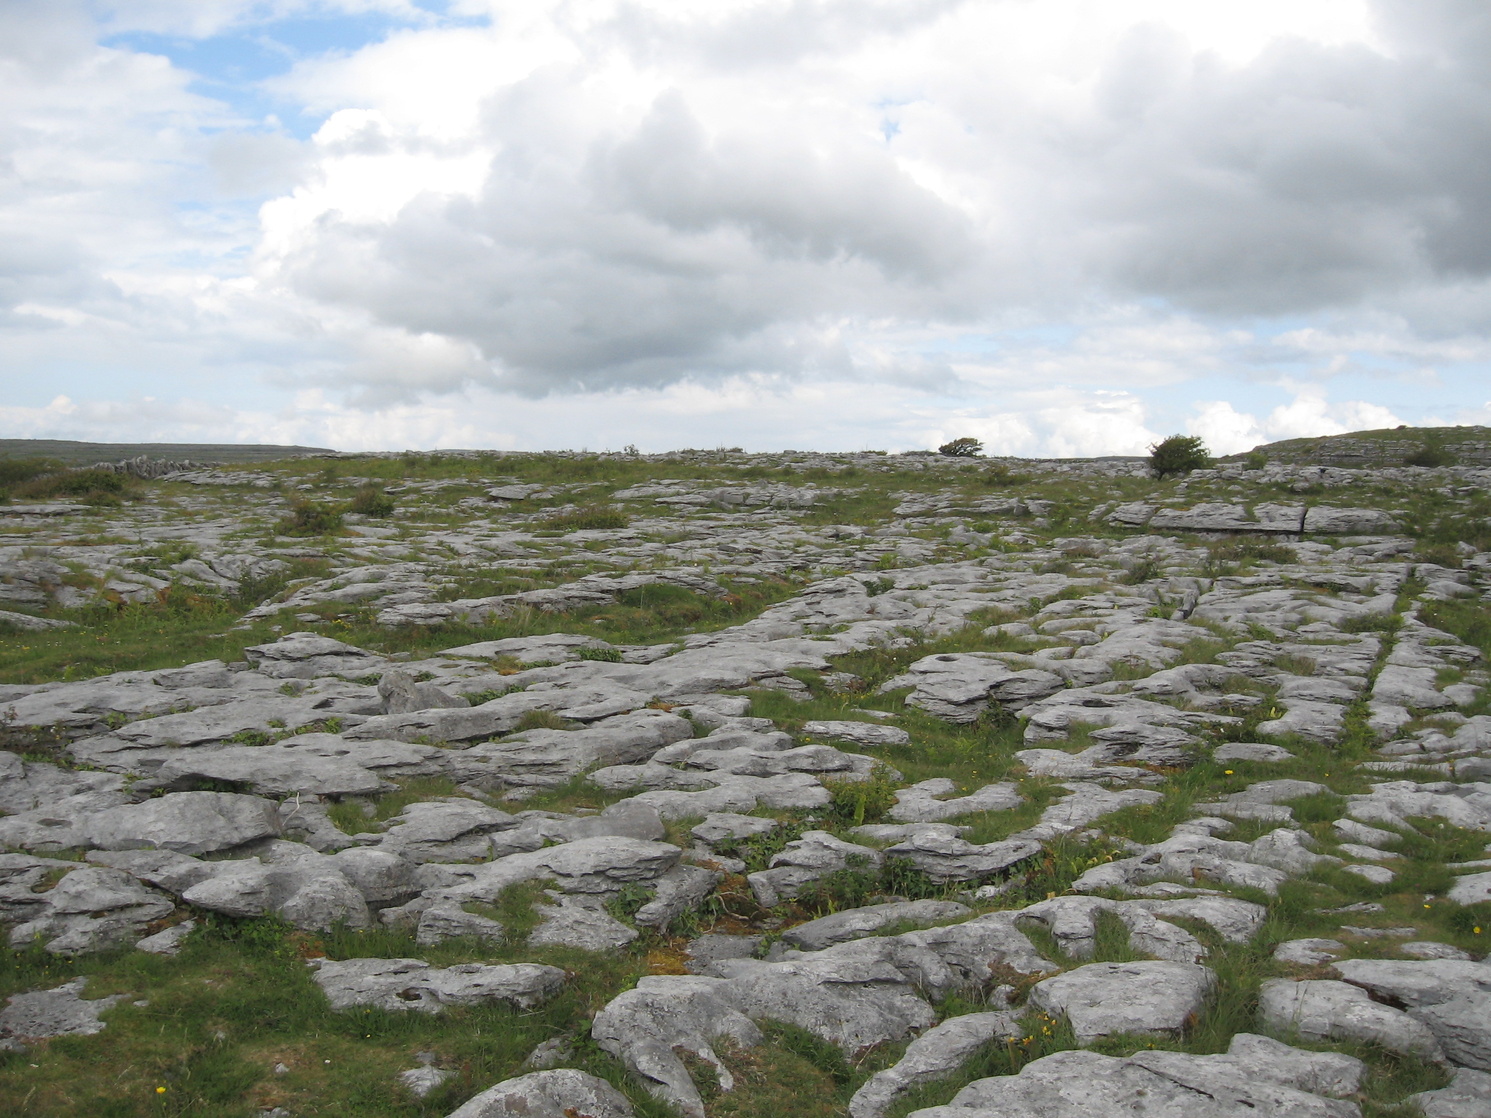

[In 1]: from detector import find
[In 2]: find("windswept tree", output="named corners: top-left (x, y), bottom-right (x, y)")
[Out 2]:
top-left (1148, 434), bottom-right (1210, 478)
top-left (938, 437), bottom-right (984, 458)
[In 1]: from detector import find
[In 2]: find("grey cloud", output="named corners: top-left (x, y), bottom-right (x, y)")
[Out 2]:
top-left (608, 0), bottom-right (968, 70)
top-left (208, 131), bottom-right (310, 197)
top-left (278, 76), bottom-right (977, 396)
top-left (135, 0), bottom-right (1491, 404)
top-left (1035, 3), bottom-right (1491, 316)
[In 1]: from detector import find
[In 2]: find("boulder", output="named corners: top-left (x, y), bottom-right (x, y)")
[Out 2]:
top-left (0, 978), bottom-right (124, 1041)
top-left (1258, 978), bottom-right (1444, 1061)
top-left (849, 1011), bottom-right (1019, 1118)
top-left (591, 975), bottom-right (762, 1118)
top-left (446, 1070), bottom-right (634, 1118)
top-left (907, 1042), bottom-right (1362, 1118)
top-left (312, 957), bottom-right (564, 1014)
top-left (83, 792), bottom-right (281, 856)
top-left (1028, 961), bottom-right (1216, 1041)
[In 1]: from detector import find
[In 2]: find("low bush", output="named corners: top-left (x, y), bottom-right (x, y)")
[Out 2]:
top-left (938, 437), bottom-right (984, 457)
top-left (346, 484), bottom-right (396, 518)
top-left (1148, 434), bottom-right (1210, 479)
top-left (542, 504), bottom-right (630, 531)
top-left (276, 499), bottom-right (344, 537)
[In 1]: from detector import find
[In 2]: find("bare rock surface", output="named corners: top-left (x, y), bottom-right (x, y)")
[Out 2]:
top-left (312, 957), bottom-right (565, 1014)
top-left (7, 446), bottom-right (1491, 1116)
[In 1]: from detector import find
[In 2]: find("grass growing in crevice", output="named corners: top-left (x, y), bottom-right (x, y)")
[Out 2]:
top-left (0, 913), bottom-right (659, 1118)
top-left (324, 777), bottom-right (463, 833)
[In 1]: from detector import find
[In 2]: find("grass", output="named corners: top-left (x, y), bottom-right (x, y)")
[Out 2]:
top-left (0, 915), bottom-right (662, 1118)
top-left (324, 777), bottom-right (463, 834)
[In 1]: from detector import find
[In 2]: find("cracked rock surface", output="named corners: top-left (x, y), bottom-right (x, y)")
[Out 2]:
top-left (2, 445), bottom-right (1490, 1115)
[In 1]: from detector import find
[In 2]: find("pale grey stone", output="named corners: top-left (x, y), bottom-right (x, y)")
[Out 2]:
top-left (801, 720), bottom-right (910, 747)
top-left (244, 632), bottom-right (388, 679)
top-left (1450, 872), bottom-right (1491, 906)
top-left (712, 938), bottom-right (942, 1052)
top-left (634, 864), bottom-right (720, 928)
top-left (1403, 942), bottom-right (1475, 961)
top-left (8, 866), bottom-right (175, 954)
top-left (1259, 978), bottom-right (1444, 1061)
top-left (445, 1069), bottom-right (634, 1118)
top-left (782, 900), bottom-right (972, 952)
top-left (1028, 961), bottom-right (1216, 1041)
top-left (1334, 958), bottom-right (1491, 1071)
top-left (907, 1044), bottom-right (1362, 1118)
top-left (312, 957), bottom-right (564, 1014)
top-left (748, 831), bottom-right (883, 907)
top-left (849, 1011), bottom-right (1019, 1118)
top-left (399, 1064), bottom-right (453, 1098)
top-left (1275, 939), bottom-right (1346, 966)
top-left (0, 978), bottom-right (124, 1040)
top-left (691, 813), bottom-right (778, 845)
top-left (1214, 742), bottom-right (1295, 763)
top-left (83, 792), bottom-right (281, 856)
top-left (135, 920), bottom-right (195, 955)
top-left (528, 895), bottom-right (638, 951)
top-left (144, 745), bottom-right (387, 798)
top-left (378, 670), bottom-right (467, 715)
top-left (1408, 1068), bottom-right (1491, 1118)
top-left (591, 975), bottom-right (762, 1118)
top-left (891, 781), bottom-right (1022, 823)
top-left (882, 833), bottom-right (1041, 883)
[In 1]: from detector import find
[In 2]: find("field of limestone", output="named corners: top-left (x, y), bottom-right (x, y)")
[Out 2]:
top-left (1, 445), bottom-right (1489, 1117)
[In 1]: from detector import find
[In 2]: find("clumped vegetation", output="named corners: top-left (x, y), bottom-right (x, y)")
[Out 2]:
top-left (937, 437), bottom-right (984, 458)
top-left (1147, 434), bottom-right (1210, 478)
top-left (347, 484), bottom-right (397, 518)
top-left (276, 498), bottom-right (345, 536)
top-left (0, 459), bottom-right (136, 505)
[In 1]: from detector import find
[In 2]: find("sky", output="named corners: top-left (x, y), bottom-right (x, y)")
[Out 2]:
top-left (3, 0), bottom-right (1491, 456)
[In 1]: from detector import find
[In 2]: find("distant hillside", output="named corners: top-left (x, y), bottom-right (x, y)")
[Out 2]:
top-left (0, 439), bottom-right (336, 466)
top-left (1226, 425), bottom-right (1491, 468)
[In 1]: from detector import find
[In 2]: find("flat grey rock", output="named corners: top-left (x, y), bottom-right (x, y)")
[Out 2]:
top-left (528, 895), bottom-right (638, 951)
top-left (1408, 1067), bottom-right (1491, 1118)
top-left (1214, 742), bottom-right (1295, 763)
top-left (0, 978), bottom-right (124, 1040)
top-left (312, 957), bottom-right (564, 1013)
top-left (802, 720), bottom-right (911, 747)
top-left (1275, 938), bottom-right (1346, 966)
top-left (446, 1069), bottom-right (634, 1118)
top-left (83, 792), bottom-right (281, 855)
top-left (591, 975), bottom-right (762, 1118)
top-left (1258, 978), bottom-right (1444, 1061)
top-left (849, 1011), bottom-right (1019, 1118)
top-left (908, 1041), bottom-right (1363, 1118)
top-left (782, 900), bottom-right (972, 951)
top-left (1333, 958), bottom-right (1491, 1070)
top-left (1028, 960), bottom-right (1216, 1041)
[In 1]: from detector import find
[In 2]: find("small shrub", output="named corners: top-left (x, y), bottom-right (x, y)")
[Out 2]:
top-left (276, 498), bottom-right (344, 536)
top-left (823, 764), bottom-right (899, 826)
top-left (1148, 434), bottom-right (1210, 479)
top-left (938, 437), bottom-right (984, 458)
top-left (347, 484), bottom-right (396, 517)
top-left (512, 708), bottom-right (572, 732)
top-left (1243, 450), bottom-right (1267, 470)
top-left (577, 646), bottom-right (624, 662)
top-left (1404, 440), bottom-right (1454, 468)
top-left (541, 504), bottom-right (630, 531)
top-left (15, 466), bottom-right (133, 506)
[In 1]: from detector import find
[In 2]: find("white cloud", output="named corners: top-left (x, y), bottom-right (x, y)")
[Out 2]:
top-left (1, 0), bottom-right (1489, 450)
top-left (1189, 401), bottom-right (1266, 455)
